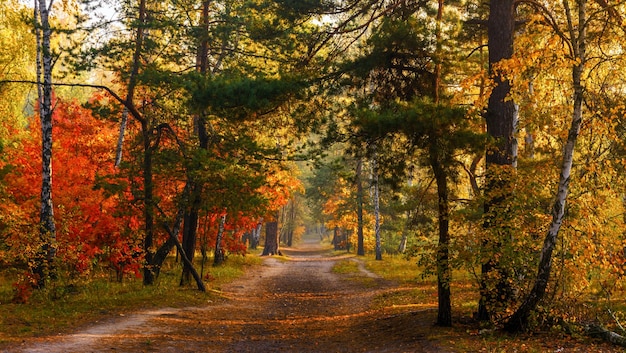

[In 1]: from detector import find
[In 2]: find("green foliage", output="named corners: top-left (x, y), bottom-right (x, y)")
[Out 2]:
top-left (0, 0), bottom-right (34, 142)
top-left (187, 72), bottom-right (305, 119)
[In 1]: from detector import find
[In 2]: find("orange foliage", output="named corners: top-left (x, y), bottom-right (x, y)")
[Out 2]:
top-left (0, 97), bottom-right (141, 281)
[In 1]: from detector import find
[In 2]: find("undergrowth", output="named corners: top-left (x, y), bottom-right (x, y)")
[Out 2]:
top-left (0, 253), bottom-right (262, 345)
top-left (361, 254), bottom-right (624, 352)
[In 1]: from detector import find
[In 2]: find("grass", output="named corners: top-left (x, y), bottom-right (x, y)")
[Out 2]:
top-left (0, 253), bottom-right (262, 345)
top-left (331, 259), bottom-right (359, 274)
top-left (331, 258), bottom-right (380, 288)
top-left (357, 253), bottom-right (623, 353)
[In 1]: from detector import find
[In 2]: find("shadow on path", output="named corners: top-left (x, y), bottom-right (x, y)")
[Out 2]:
top-left (9, 239), bottom-right (450, 353)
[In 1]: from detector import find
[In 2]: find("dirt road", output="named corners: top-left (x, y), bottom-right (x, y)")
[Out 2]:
top-left (9, 240), bottom-right (448, 353)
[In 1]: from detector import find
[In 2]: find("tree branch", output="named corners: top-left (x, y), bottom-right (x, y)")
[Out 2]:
top-left (0, 80), bottom-right (146, 125)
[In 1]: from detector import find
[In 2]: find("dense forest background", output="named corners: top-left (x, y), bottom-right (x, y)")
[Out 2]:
top-left (2, 0), bottom-right (626, 336)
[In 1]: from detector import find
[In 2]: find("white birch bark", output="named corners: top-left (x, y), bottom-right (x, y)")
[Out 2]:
top-left (505, 0), bottom-right (586, 331)
top-left (114, 108), bottom-right (128, 167)
top-left (36, 0), bottom-right (57, 281)
top-left (214, 214), bottom-right (227, 265)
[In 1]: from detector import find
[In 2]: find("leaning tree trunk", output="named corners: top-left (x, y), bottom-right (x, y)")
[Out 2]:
top-left (159, 216), bottom-right (206, 292)
top-left (504, 0), bottom-right (586, 332)
top-left (478, 0), bottom-right (517, 321)
top-left (33, 0), bottom-right (57, 288)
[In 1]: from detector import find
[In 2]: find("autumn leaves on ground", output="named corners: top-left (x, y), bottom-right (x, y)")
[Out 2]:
top-left (5, 239), bottom-right (431, 353)
top-left (1, 238), bottom-right (621, 353)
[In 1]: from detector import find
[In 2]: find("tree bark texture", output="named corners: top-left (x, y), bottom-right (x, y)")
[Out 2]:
top-left (356, 159), bottom-right (365, 256)
top-left (433, 0), bottom-right (444, 103)
top-left (180, 203), bottom-right (199, 284)
top-left (505, 0), bottom-right (586, 332)
top-left (372, 146), bottom-right (382, 261)
top-left (478, 0), bottom-right (517, 321)
top-left (160, 218), bottom-right (206, 292)
top-left (116, 0), bottom-right (146, 167)
top-left (214, 214), bottom-right (227, 266)
top-left (34, 0), bottom-right (57, 287)
top-left (182, 0), bottom-right (212, 283)
top-left (249, 221), bottom-right (262, 249)
top-left (262, 212), bottom-right (280, 256)
top-left (142, 121), bottom-right (156, 285)
top-left (431, 144), bottom-right (452, 326)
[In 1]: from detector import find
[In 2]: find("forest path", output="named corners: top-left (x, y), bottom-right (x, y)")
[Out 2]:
top-left (9, 238), bottom-right (450, 353)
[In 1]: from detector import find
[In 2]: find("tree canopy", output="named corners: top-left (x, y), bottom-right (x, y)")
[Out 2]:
top-left (3, 0), bottom-right (626, 342)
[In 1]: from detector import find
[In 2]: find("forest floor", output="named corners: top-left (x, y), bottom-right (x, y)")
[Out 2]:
top-left (7, 239), bottom-right (451, 353)
top-left (5, 239), bottom-right (625, 353)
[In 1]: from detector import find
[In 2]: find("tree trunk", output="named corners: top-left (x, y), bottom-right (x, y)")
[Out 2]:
top-left (433, 0), bottom-right (444, 103)
top-left (142, 121), bottom-right (156, 285)
top-left (214, 214), bottom-right (227, 265)
top-left (333, 227), bottom-right (338, 249)
top-left (372, 145), bottom-right (382, 261)
top-left (430, 10), bottom-right (449, 315)
top-left (33, 0), bottom-right (57, 288)
top-left (180, 203), bottom-right (199, 284)
top-left (397, 210), bottom-right (410, 254)
top-left (286, 199), bottom-right (296, 247)
top-left (160, 218), bottom-right (206, 292)
top-left (249, 220), bottom-right (262, 249)
top-left (181, 0), bottom-right (211, 283)
top-left (180, 117), bottom-right (209, 281)
top-left (478, 0), bottom-right (517, 321)
top-left (431, 145), bottom-right (452, 326)
top-left (356, 159), bottom-right (365, 256)
top-left (504, 0), bottom-right (586, 332)
top-left (153, 197), bottom-right (187, 278)
top-left (434, 175), bottom-right (452, 327)
top-left (261, 212), bottom-right (280, 256)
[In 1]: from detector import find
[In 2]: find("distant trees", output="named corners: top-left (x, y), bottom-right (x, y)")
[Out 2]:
top-left (3, 0), bottom-right (626, 337)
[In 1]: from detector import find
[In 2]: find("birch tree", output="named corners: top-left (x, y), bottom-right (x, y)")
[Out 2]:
top-left (504, 0), bottom-right (590, 332)
top-left (33, 0), bottom-right (57, 288)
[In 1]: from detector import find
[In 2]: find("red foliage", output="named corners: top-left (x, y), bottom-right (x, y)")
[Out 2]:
top-left (11, 272), bottom-right (37, 304)
top-left (0, 97), bottom-right (141, 280)
top-left (0, 94), bottom-right (303, 287)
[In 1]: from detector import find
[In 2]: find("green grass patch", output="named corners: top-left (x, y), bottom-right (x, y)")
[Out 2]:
top-left (0, 254), bottom-right (262, 345)
top-left (331, 259), bottom-right (359, 274)
top-left (331, 259), bottom-right (378, 288)
top-left (363, 254), bottom-right (431, 285)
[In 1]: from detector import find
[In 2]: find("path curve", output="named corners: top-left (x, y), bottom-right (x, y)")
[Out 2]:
top-left (8, 240), bottom-right (449, 353)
